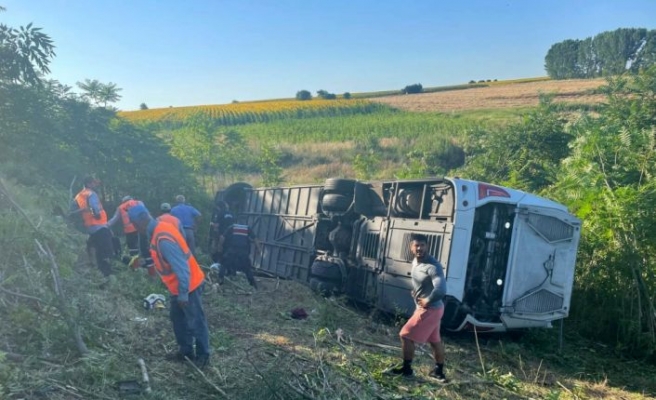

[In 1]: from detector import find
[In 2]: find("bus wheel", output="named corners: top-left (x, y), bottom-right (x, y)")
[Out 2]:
top-left (309, 278), bottom-right (340, 296)
top-left (310, 260), bottom-right (343, 281)
top-left (321, 193), bottom-right (353, 212)
top-left (323, 178), bottom-right (356, 194)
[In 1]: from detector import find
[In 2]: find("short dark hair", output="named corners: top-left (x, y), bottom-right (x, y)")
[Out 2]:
top-left (410, 233), bottom-right (428, 243)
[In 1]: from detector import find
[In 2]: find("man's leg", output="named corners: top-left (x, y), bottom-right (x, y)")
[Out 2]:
top-left (239, 255), bottom-right (258, 288)
top-left (91, 228), bottom-right (114, 277)
top-left (125, 232), bottom-right (140, 257)
top-left (169, 295), bottom-right (194, 359)
top-left (184, 229), bottom-right (196, 254)
top-left (429, 340), bottom-right (445, 364)
top-left (185, 285), bottom-right (210, 366)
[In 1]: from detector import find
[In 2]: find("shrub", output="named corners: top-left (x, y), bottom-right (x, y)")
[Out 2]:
top-left (402, 83), bottom-right (423, 94)
top-left (296, 90), bottom-right (312, 101)
top-left (343, 92), bottom-right (351, 99)
top-left (317, 90), bottom-right (337, 100)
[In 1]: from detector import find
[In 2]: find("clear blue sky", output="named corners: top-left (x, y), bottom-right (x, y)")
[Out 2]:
top-left (3, 0), bottom-right (655, 111)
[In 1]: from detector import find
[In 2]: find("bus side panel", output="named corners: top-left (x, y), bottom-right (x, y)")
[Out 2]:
top-left (244, 185), bottom-right (323, 282)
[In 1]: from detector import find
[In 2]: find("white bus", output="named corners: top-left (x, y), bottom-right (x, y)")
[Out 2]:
top-left (216, 177), bottom-right (581, 332)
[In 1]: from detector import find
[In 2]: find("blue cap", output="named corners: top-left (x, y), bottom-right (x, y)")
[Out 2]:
top-left (127, 203), bottom-right (151, 222)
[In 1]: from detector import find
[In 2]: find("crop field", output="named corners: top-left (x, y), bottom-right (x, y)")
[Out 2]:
top-left (119, 99), bottom-right (388, 126)
top-left (370, 78), bottom-right (607, 112)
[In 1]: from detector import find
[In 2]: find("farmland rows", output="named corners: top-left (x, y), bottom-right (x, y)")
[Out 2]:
top-left (119, 99), bottom-right (389, 127)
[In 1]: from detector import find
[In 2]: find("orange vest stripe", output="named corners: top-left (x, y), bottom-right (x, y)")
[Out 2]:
top-left (150, 221), bottom-right (204, 295)
top-left (74, 188), bottom-right (107, 228)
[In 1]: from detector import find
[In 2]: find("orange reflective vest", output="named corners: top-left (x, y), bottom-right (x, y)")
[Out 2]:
top-left (150, 221), bottom-right (204, 295)
top-left (157, 213), bottom-right (182, 232)
top-left (118, 199), bottom-right (140, 234)
top-left (74, 188), bottom-right (107, 228)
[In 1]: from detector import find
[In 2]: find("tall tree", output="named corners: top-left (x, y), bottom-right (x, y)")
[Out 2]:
top-left (76, 79), bottom-right (122, 107)
top-left (0, 16), bottom-right (56, 85)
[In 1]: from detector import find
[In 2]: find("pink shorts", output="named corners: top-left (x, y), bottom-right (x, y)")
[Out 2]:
top-left (400, 306), bottom-right (444, 344)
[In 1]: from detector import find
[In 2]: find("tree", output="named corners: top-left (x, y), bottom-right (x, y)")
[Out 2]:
top-left (139, 103), bottom-right (148, 110)
top-left (0, 16), bottom-right (56, 85)
top-left (402, 83), bottom-right (423, 94)
top-left (545, 28), bottom-right (656, 79)
top-left (343, 92), bottom-right (351, 99)
top-left (550, 67), bottom-right (656, 357)
top-left (317, 89), bottom-right (337, 100)
top-left (76, 79), bottom-right (122, 107)
top-left (296, 90), bottom-right (312, 101)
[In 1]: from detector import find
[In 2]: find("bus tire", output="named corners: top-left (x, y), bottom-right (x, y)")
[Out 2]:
top-left (323, 178), bottom-right (356, 194)
top-left (309, 278), bottom-right (339, 296)
top-left (321, 193), bottom-right (352, 212)
top-left (310, 260), bottom-right (342, 281)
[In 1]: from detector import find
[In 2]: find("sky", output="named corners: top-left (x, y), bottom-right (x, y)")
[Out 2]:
top-left (2, 0), bottom-right (656, 111)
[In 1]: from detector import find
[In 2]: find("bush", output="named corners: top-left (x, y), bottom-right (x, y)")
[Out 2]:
top-left (402, 83), bottom-right (423, 94)
top-left (343, 92), bottom-right (351, 99)
top-left (317, 90), bottom-right (337, 100)
top-left (296, 90), bottom-right (312, 101)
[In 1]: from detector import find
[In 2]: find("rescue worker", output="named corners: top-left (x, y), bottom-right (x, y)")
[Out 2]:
top-left (170, 195), bottom-right (201, 255)
top-left (108, 196), bottom-right (149, 260)
top-left (158, 202), bottom-right (186, 238)
top-left (218, 214), bottom-right (262, 289)
top-left (72, 176), bottom-right (115, 277)
top-left (209, 200), bottom-right (230, 263)
top-left (128, 203), bottom-right (210, 368)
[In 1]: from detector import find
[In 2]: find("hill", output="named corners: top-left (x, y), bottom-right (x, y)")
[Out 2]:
top-left (370, 78), bottom-right (607, 112)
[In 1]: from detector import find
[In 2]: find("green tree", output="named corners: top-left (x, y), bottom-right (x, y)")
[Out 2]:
top-left (296, 90), bottom-right (312, 101)
top-left (139, 102), bottom-right (148, 110)
top-left (0, 16), bottom-right (56, 85)
top-left (459, 95), bottom-right (570, 192)
top-left (551, 67), bottom-right (656, 357)
top-left (76, 79), bottom-right (122, 107)
top-left (258, 142), bottom-right (283, 186)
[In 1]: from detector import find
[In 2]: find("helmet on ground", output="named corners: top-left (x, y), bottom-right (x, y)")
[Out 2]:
top-left (122, 195), bottom-right (133, 202)
top-left (143, 293), bottom-right (166, 310)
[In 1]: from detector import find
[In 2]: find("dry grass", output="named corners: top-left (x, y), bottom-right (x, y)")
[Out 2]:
top-left (371, 78), bottom-right (607, 112)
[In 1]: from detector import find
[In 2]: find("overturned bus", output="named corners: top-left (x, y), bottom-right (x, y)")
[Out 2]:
top-left (216, 177), bottom-right (581, 332)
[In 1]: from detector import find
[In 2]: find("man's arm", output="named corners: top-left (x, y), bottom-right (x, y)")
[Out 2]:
top-left (424, 263), bottom-right (446, 304)
top-left (107, 207), bottom-right (121, 227)
top-left (158, 240), bottom-right (191, 303)
top-left (87, 192), bottom-right (102, 219)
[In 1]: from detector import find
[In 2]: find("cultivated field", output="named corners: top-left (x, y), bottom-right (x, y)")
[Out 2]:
top-left (370, 78), bottom-right (607, 112)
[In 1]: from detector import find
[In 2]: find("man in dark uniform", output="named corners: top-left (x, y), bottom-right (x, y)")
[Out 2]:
top-left (218, 214), bottom-right (261, 289)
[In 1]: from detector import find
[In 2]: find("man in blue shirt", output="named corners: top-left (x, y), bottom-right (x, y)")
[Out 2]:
top-left (170, 195), bottom-right (202, 255)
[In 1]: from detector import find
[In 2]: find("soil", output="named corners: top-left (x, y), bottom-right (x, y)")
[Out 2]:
top-left (370, 78), bottom-right (607, 112)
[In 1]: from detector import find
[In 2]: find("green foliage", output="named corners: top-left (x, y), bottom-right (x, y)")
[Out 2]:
top-left (402, 83), bottom-right (423, 94)
top-left (317, 89), bottom-right (337, 100)
top-left (296, 89), bottom-right (312, 100)
top-left (352, 136), bottom-right (381, 180)
top-left (257, 142), bottom-right (284, 187)
top-left (76, 79), bottom-right (122, 107)
top-left (343, 92), bottom-right (351, 99)
top-left (549, 68), bottom-right (656, 358)
top-left (459, 95), bottom-right (571, 192)
top-left (545, 28), bottom-right (656, 79)
top-left (139, 102), bottom-right (148, 110)
top-left (0, 19), bottom-right (56, 85)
